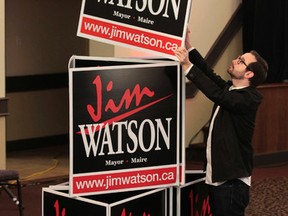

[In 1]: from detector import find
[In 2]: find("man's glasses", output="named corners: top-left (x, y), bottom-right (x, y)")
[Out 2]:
top-left (237, 56), bottom-right (248, 67)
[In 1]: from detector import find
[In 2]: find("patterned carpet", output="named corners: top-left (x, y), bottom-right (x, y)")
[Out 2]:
top-left (246, 176), bottom-right (288, 216)
top-left (1, 173), bottom-right (288, 215)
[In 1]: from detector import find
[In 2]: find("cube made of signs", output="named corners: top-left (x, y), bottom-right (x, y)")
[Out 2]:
top-left (42, 185), bottom-right (168, 216)
top-left (172, 171), bottom-right (212, 216)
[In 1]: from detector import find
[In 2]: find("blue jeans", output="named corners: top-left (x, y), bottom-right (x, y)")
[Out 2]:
top-left (208, 179), bottom-right (250, 216)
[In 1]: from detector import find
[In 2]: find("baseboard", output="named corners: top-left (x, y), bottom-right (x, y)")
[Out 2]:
top-left (6, 134), bottom-right (69, 152)
top-left (187, 143), bottom-right (288, 167)
top-left (254, 151), bottom-right (288, 166)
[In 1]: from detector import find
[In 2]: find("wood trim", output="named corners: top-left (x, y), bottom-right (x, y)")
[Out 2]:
top-left (257, 82), bottom-right (288, 89)
top-left (6, 73), bottom-right (68, 93)
top-left (187, 146), bottom-right (288, 166)
top-left (6, 134), bottom-right (68, 152)
top-left (254, 151), bottom-right (288, 166)
top-left (0, 97), bottom-right (9, 116)
top-left (253, 83), bottom-right (288, 154)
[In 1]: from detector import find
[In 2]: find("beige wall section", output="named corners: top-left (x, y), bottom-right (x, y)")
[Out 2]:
top-left (6, 89), bottom-right (69, 141)
top-left (5, 0), bottom-right (86, 76)
top-left (89, 41), bottom-right (114, 57)
top-left (188, 0), bottom-right (241, 55)
top-left (0, 0), bottom-right (6, 168)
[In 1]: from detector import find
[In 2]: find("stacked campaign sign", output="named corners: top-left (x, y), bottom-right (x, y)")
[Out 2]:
top-left (43, 186), bottom-right (168, 215)
top-left (77, 0), bottom-right (192, 59)
top-left (42, 172), bottom-right (211, 216)
top-left (68, 56), bottom-right (185, 196)
top-left (42, 57), bottom-right (189, 216)
top-left (42, 1), bottom-right (213, 215)
top-left (173, 171), bottom-right (211, 216)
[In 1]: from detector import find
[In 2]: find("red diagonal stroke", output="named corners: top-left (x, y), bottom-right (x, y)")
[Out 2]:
top-left (76, 94), bottom-right (173, 134)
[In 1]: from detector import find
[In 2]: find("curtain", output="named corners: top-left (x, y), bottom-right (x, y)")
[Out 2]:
top-left (242, 0), bottom-right (288, 83)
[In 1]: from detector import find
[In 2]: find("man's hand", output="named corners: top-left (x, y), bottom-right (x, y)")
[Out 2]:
top-left (175, 47), bottom-right (192, 72)
top-left (185, 28), bottom-right (192, 50)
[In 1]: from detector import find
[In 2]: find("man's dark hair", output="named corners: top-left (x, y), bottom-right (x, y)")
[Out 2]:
top-left (247, 50), bottom-right (269, 87)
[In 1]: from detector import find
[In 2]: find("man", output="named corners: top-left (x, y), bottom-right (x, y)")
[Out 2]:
top-left (175, 30), bottom-right (268, 216)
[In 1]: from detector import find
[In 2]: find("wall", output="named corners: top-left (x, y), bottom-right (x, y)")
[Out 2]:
top-left (5, 0), bottom-right (88, 149)
top-left (0, 0), bottom-right (5, 168)
top-left (5, 1), bottom-right (87, 76)
top-left (89, 40), bottom-right (114, 57)
top-left (185, 0), bottom-right (242, 145)
top-left (4, 0), bottom-right (243, 151)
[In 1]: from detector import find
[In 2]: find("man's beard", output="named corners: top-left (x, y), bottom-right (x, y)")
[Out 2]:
top-left (227, 66), bottom-right (244, 80)
top-left (227, 66), bottom-right (233, 76)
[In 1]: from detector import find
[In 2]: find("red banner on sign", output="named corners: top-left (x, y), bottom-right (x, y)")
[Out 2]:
top-left (80, 16), bottom-right (182, 56)
top-left (72, 166), bottom-right (177, 194)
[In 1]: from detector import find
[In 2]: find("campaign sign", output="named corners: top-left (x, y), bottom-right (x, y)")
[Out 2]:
top-left (77, 0), bottom-right (192, 59)
top-left (173, 171), bottom-right (211, 216)
top-left (69, 57), bottom-right (185, 196)
top-left (42, 188), bottom-right (107, 215)
top-left (42, 187), bottom-right (168, 216)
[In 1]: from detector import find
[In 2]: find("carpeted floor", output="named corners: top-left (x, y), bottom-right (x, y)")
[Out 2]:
top-left (1, 145), bottom-right (288, 216)
top-left (1, 174), bottom-right (288, 216)
top-left (6, 145), bottom-right (69, 185)
top-left (246, 176), bottom-right (288, 216)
